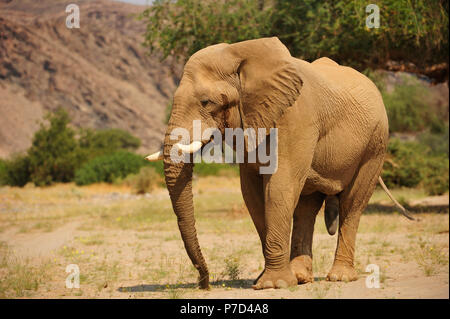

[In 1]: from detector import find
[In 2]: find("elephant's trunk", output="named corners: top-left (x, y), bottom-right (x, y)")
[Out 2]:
top-left (163, 119), bottom-right (209, 290)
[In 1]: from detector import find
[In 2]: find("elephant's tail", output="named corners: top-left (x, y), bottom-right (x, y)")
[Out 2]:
top-left (377, 176), bottom-right (416, 221)
top-left (323, 177), bottom-right (416, 235)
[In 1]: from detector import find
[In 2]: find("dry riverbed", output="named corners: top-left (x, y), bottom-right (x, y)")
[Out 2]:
top-left (0, 177), bottom-right (448, 298)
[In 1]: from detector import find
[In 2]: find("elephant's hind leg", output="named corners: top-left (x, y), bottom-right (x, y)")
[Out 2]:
top-left (290, 192), bottom-right (325, 284)
top-left (327, 149), bottom-right (385, 282)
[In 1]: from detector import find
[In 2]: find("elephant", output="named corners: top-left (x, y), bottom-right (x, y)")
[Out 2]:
top-left (146, 37), bottom-right (413, 290)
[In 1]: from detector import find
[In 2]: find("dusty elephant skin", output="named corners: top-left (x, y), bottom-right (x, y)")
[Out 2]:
top-left (148, 37), bottom-right (397, 290)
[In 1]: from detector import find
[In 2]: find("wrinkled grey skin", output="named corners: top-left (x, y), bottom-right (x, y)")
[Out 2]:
top-left (160, 37), bottom-right (390, 289)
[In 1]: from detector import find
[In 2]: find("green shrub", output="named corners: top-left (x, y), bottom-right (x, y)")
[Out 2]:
top-left (27, 108), bottom-right (83, 186)
top-left (382, 139), bottom-right (424, 188)
top-left (0, 155), bottom-right (31, 187)
top-left (0, 159), bottom-right (6, 185)
top-left (382, 76), bottom-right (444, 133)
top-left (122, 166), bottom-right (165, 194)
top-left (132, 158), bottom-right (239, 178)
top-left (74, 151), bottom-right (147, 185)
top-left (417, 126), bottom-right (449, 156)
top-left (382, 138), bottom-right (449, 195)
top-left (223, 256), bottom-right (241, 281)
top-left (421, 155), bottom-right (449, 196)
top-left (193, 162), bottom-right (239, 177)
top-left (2, 109), bottom-right (144, 187)
top-left (78, 128), bottom-right (141, 159)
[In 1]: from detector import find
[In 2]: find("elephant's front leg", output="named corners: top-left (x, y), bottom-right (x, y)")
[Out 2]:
top-left (252, 175), bottom-right (299, 290)
top-left (251, 126), bottom-right (317, 290)
top-left (239, 165), bottom-right (266, 284)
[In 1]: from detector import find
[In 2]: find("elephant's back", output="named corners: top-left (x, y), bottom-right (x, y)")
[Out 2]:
top-left (305, 59), bottom-right (387, 125)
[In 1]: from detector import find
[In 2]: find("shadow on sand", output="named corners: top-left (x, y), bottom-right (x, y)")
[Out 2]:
top-left (117, 276), bottom-right (338, 293)
top-left (118, 277), bottom-right (334, 293)
top-left (118, 279), bottom-right (254, 293)
top-left (365, 203), bottom-right (448, 215)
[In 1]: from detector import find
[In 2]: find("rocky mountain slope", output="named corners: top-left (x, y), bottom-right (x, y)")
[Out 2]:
top-left (0, 0), bottom-right (448, 159)
top-left (0, 0), bottom-right (180, 158)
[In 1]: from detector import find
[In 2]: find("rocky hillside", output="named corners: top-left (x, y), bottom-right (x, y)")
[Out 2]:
top-left (0, 0), bottom-right (180, 158)
top-left (0, 0), bottom-right (448, 159)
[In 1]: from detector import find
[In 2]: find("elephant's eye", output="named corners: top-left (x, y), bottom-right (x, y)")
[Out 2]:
top-left (200, 99), bottom-right (209, 107)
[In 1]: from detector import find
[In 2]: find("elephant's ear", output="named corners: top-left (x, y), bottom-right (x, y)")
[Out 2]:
top-left (226, 37), bottom-right (303, 131)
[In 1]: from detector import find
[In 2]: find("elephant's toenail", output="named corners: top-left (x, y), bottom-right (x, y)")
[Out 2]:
top-left (263, 281), bottom-right (274, 289)
top-left (275, 280), bottom-right (288, 289)
top-left (342, 275), bottom-right (349, 282)
top-left (329, 274), bottom-right (337, 282)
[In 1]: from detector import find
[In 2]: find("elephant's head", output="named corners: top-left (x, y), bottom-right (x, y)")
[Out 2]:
top-left (146, 37), bottom-right (303, 289)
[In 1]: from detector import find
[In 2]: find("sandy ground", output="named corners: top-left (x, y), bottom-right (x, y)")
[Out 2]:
top-left (0, 178), bottom-right (448, 299)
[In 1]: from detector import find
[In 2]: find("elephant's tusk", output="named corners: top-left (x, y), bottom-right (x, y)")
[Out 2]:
top-left (145, 151), bottom-right (163, 161)
top-left (175, 141), bottom-right (202, 153)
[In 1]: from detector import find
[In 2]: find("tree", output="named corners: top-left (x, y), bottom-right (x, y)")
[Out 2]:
top-left (140, 0), bottom-right (273, 62)
top-left (0, 155), bottom-right (30, 187)
top-left (141, 0), bottom-right (448, 82)
top-left (272, 0), bottom-right (448, 81)
top-left (27, 108), bottom-right (82, 186)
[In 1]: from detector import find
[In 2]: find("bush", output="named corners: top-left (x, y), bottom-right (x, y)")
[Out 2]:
top-left (0, 159), bottom-right (6, 185)
top-left (132, 158), bottom-right (239, 178)
top-left (417, 126), bottom-right (449, 156)
top-left (78, 128), bottom-right (141, 159)
top-left (0, 109), bottom-right (145, 187)
top-left (0, 155), bottom-right (31, 187)
top-left (74, 151), bottom-right (147, 185)
top-left (382, 138), bottom-right (449, 195)
top-left (382, 76), bottom-right (445, 133)
top-left (382, 139), bottom-right (424, 188)
top-left (193, 162), bottom-right (239, 177)
top-left (122, 166), bottom-right (165, 194)
top-left (27, 108), bottom-right (82, 186)
top-left (421, 156), bottom-right (449, 196)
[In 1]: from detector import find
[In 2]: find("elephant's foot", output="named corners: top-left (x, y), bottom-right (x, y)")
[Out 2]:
top-left (252, 267), bottom-right (297, 290)
top-left (290, 255), bottom-right (313, 284)
top-left (326, 262), bottom-right (358, 282)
